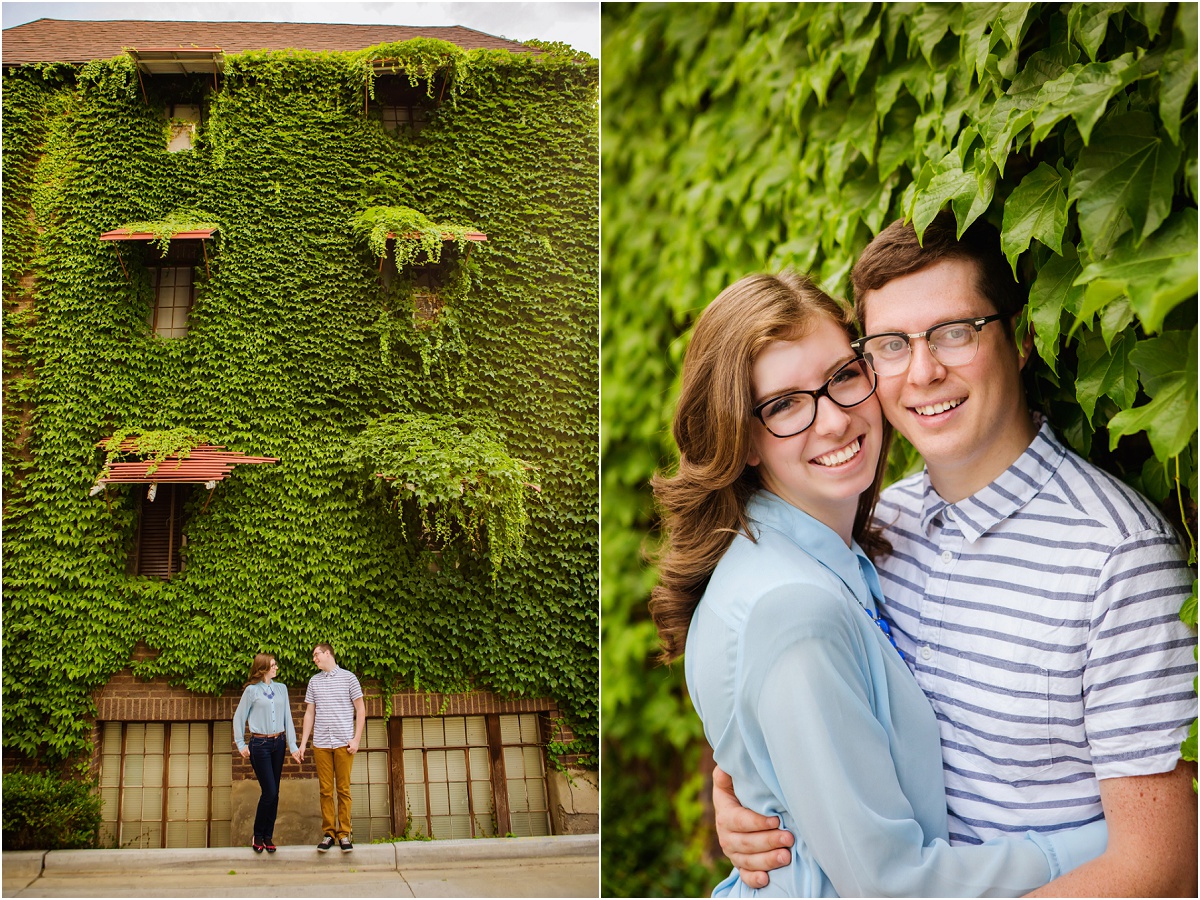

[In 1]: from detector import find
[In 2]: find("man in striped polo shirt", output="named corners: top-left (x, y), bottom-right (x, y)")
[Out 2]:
top-left (714, 212), bottom-right (1197, 894)
top-left (298, 642), bottom-right (365, 852)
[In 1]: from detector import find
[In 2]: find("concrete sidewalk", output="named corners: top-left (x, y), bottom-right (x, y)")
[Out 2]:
top-left (2, 834), bottom-right (598, 897)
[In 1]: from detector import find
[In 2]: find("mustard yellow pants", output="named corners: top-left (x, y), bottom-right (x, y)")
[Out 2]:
top-left (312, 745), bottom-right (354, 839)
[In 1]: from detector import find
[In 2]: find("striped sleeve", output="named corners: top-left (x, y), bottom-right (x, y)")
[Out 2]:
top-left (1083, 528), bottom-right (1196, 779)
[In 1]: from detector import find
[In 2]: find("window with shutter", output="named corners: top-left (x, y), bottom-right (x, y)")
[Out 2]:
top-left (133, 483), bottom-right (192, 578)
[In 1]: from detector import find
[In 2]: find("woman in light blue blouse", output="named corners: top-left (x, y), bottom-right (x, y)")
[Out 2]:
top-left (233, 653), bottom-right (300, 853)
top-left (649, 272), bottom-right (1106, 896)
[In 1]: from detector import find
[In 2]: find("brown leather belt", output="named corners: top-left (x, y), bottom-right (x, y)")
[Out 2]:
top-left (251, 732), bottom-right (282, 738)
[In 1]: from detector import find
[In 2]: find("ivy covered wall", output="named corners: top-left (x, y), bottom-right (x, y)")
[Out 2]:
top-left (2, 40), bottom-right (598, 765)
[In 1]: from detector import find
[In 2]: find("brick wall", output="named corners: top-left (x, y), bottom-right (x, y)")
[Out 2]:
top-left (82, 649), bottom-right (578, 776)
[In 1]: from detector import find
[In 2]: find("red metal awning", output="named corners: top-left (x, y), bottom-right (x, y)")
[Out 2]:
top-left (101, 228), bottom-right (217, 279)
top-left (100, 228), bottom-right (217, 242)
top-left (93, 441), bottom-right (278, 486)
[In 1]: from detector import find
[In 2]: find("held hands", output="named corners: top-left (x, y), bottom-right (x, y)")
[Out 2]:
top-left (347, 737), bottom-right (360, 755)
top-left (713, 765), bottom-right (794, 890)
top-left (291, 750), bottom-right (303, 764)
top-left (239, 746), bottom-right (250, 760)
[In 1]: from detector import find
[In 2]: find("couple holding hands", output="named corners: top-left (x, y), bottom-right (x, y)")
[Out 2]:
top-left (231, 643), bottom-right (365, 855)
top-left (651, 211), bottom-right (1196, 896)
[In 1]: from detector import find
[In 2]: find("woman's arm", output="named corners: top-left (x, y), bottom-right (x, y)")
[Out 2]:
top-left (281, 684), bottom-right (299, 754)
top-left (740, 589), bottom-right (1106, 897)
top-left (232, 685), bottom-right (252, 756)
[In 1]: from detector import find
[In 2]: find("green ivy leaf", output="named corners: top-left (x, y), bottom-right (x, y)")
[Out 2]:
top-left (1180, 579), bottom-right (1197, 628)
top-left (1068, 3), bottom-right (1126, 62)
top-left (1029, 54), bottom-right (1141, 147)
top-left (1159, 2), bottom-right (1198, 145)
top-left (1069, 111), bottom-right (1181, 258)
top-left (1107, 328), bottom-right (1198, 460)
top-left (1074, 327), bottom-right (1138, 424)
top-left (1075, 208), bottom-right (1198, 335)
top-left (1001, 162), bottom-right (1068, 272)
top-left (1028, 247), bottom-right (1085, 374)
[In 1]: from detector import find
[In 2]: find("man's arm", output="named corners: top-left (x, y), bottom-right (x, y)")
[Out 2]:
top-left (347, 696), bottom-right (366, 754)
top-left (712, 766), bottom-right (793, 889)
top-left (298, 703), bottom-right (314, 762)
top-left (1025, 762), bottom-right (1197, 897)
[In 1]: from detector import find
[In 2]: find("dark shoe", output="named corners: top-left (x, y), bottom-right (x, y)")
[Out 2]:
top-left (264, 839), bottom-right (277, 853)
top-left (317, 834), bottom-right (335, 852)
top-left (252, 836), bottom-right (265, 853)
top-left (339, 837), bottom-right (353, 852)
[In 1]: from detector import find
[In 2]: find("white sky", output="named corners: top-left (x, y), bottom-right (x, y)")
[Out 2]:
top-left (0, 1), bottom-right (600, 57)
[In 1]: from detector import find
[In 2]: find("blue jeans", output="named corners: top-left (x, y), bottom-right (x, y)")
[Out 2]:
top-left (248, 734), bottom-right (285, 840)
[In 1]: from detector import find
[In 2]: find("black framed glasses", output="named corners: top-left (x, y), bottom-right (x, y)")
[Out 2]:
top-left (751, 357), bottom-right (878, 438)
top-left (851, 313), bottom-right (1007, 377)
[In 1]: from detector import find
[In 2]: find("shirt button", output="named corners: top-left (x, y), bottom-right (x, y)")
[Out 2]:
top-left (921, 646), bottom-right (933, 660)
top-left (940, 550), bottom-right (953, 564)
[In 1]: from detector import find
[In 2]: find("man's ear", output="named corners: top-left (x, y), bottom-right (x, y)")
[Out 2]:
top-left (1014, 313), bottom-right (1035, 371)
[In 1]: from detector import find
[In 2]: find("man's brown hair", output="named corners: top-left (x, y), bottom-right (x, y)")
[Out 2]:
top-left (851, 210), bottom-right (1027, 330)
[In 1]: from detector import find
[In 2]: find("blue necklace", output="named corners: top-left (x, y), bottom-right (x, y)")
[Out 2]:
top-left (862, 605), bottom-right (901, 654)
top-left (260, 681), bottom-right (275, 700)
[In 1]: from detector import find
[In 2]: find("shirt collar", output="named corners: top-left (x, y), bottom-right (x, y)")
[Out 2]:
top-left (917, 414), bottom-right (1065, 543)
top-left (746, 490), bottom-right (883, 610)
top-left (321, 665), bottom-right (342, 678)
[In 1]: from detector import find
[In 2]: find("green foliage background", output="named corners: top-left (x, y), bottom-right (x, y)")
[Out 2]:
top-left (601, 4), bottom-right (1197, 895)
top-left (3, 40), bottom-right (598, 764)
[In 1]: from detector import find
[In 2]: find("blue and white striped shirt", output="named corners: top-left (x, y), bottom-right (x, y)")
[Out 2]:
top-left (304, 666), bottom-right (363, 749)
top-left (875, 419), bottom-right (1195, 845)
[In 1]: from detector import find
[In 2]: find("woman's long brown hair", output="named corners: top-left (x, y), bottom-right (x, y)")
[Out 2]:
top-left (649, 272), bottom-right (891, 664)
top-left (245, 653), bottom-right (275, 687)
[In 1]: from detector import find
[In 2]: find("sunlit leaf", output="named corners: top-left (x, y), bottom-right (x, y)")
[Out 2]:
top-left (1075, 209), bottom-right (1198, 334)
top-left (1001, 162), bottom-right (1068, 271)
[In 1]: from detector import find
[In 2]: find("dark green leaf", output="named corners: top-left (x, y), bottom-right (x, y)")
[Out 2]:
top-left (1159, 2), bottom-right (1197, 144)
top-left (1028, 247), bottom-right (1085, 374)
top-left (1069, 111), bottom-right (1181, 258)
top-left (1075, 327), bottom-right (1138, 423)
top-left (1108, 328), bottom-right (1198, 459)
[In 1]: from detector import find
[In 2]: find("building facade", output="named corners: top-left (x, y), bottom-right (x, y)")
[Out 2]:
top-left (2, 18), bottom-right (598, 847)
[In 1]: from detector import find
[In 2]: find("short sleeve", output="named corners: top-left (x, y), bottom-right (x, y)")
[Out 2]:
top-left (1084, 529), bottom-right (1196, 779)
top-left (348, 673), bottom-right (363, 701)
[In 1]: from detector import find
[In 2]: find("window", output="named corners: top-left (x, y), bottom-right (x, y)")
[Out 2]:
top-left (500, 714), bottom-right (551, 836)
top-left (372, 74), bottom-right (436, 136)
top-left (166, 104), bottom-right (201, 152)
top-left (381, 103), bottom-right (428, 135)
top-left (411, 256), bottom-right (453, 322)
top-left (402, 715), bottom-right (496, 839)
top-left (98, 721), bottom-right (232, 849)
top-left (149, 267), bottom-right (193, 337)
top-left (146, 239), bottom-right (199, 338)
top-left (349, 718), bottom-right (393, 842)
top-left (132, 483), bottom-right (192, 578)
top-left (399, 712), bottom-right (551, 839)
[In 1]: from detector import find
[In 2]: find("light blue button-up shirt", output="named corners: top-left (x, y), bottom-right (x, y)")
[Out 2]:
top-left (685, 491), bottom-right (1106, 897)
top-left (233, 680), bottom-right (298, 753)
